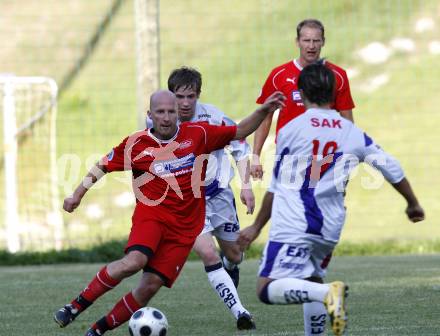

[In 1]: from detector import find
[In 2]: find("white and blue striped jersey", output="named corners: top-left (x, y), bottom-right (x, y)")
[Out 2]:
top-left (269, 107), bottom-right (404, 243)
top-left (147, 102), bottom-right (250, 197)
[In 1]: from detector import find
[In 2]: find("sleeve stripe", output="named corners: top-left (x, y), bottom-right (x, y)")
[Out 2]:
top-left (363, 132), bottom-right (373, 146)
top-left (272, 68), bottom-right (285, 90)
top-left (188, 124), bottom-right (207, 144)
top-left (332, 69), bottom-right (345, 91)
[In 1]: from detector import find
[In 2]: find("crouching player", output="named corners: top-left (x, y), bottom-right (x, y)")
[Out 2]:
top-left (238, 62), bottom-right (424, 336)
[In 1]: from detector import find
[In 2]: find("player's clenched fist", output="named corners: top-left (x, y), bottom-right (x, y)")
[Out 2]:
top-left (406, 204), bottom-right (425, 223)
top-left (261, 91), bottom-right (286, 113)
top-left (63, 194), bottom-right (82, 213)
top-left (237, 224), bottom-right (261, 251)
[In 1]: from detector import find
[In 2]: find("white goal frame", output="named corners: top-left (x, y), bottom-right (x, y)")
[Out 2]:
top-left (1, 75), bottom-right (62, 252)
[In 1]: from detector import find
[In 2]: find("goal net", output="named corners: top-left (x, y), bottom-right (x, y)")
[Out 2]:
top-left (0, 76), bottom-right (63, 252)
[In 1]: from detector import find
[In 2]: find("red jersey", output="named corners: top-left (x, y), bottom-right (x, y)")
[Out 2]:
top-left (256, 59), bottom-right (355, 135)
top-left (102, 122), bottom-right (237, 237)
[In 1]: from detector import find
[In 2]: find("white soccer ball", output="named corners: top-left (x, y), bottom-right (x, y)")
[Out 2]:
top-left (128, 307), bottom-right (168, 336)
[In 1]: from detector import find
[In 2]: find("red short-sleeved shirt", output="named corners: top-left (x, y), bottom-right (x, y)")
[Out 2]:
top-left (257, 59), bottom-right (355, 136)
top-left (102, 122), bottom-right (237, 237)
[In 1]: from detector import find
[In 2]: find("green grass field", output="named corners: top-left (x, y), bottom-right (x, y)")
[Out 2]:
top-left (1, 255), bottom-right (440, 335)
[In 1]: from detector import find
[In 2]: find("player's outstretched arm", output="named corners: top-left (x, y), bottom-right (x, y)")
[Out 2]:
top-left (391, 177), bottom-right (425, 222)
top-left (237, 191), bottom-right (274, 251)
top-left (234, 92), bottom-right (286, 141)
top-left (63, 162), bottom-right (108, 213)
top-left (250, 112), bottom-right (273, 180)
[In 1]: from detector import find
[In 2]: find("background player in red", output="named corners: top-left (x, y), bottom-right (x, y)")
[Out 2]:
top-left (53, 89), bottom-right (286, 336)
top-left (250, 18), bottom-right (355, 336)
top-left (251, 18), bottom-right (355, 180)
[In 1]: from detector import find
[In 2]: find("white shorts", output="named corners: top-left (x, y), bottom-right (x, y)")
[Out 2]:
top-left (258, 235), bottom-right (336, 280)
top-left (200, 187), bottom-right (240, 241)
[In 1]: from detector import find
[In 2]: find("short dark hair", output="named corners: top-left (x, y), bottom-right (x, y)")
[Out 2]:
top-left (298, 61), bottom-right (335, 105)
top-left (296, 19), bottom-right (325, 40)
top-left (167, 66), bottom-right (202, 95)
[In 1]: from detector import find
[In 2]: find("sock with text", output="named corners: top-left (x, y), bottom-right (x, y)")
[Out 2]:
top-left (303, 301), bottom-right (327, 335)
top-left (206, 262), bottom-right (249, 319)
top-left (263, 278), bottom-right (329, 305)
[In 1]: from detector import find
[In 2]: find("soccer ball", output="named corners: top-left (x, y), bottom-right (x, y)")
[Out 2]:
top-left (128, 307), bottom-right (168, 336)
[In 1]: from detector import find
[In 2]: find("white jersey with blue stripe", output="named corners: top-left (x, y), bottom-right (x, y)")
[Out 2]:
top-left (191, 102), bottom-right (250, 197)
top-left (147, 102), bottom-right (250, 197)
top-left (269, 107), bottom-right (404, 243)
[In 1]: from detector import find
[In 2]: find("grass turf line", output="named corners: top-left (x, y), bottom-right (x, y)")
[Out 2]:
top-left (1, 255), bottom-right (439, 335)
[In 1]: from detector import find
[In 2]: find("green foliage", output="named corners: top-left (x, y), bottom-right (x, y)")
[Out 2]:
top-left (2, 239), bottom-right (440, 266)
top-left (0, 239), bottom-right (262, 266)
top-left (334, 239), bottom-right (440, 256)
top-left (0, 240), bottom-right (125, 266)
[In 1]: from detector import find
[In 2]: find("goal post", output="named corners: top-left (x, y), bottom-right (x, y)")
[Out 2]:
top-left (2, 78), bottom-right (19, 253)
top-left (0, 75), bottom-right (63, 252)
top-left (134, 0), bottom-right (160, 129)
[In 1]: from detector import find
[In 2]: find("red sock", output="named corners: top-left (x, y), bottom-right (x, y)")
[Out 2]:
top-left (71, 266), bottom-right (121, 311)
top-left (103, 292), bottom-right (142, 330)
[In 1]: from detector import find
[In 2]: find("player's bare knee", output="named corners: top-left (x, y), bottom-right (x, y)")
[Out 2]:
top-left (120, 252), bottom-right (147, 275)
top-left (193, 244), bottom-right (220, 265)
top-left (134, 273), bottom-right (164, 304)
top-left (222, 248), bottom-right (243, 264)
top-left (135, 282), bottom-right (161, 300)
top-left (134, 283), bottom-right (160, 304)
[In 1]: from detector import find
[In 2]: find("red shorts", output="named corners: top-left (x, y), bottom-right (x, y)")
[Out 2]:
top-left (125, 205), bottom-right (202, 287)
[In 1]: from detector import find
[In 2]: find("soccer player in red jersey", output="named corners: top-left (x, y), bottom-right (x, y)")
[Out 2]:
top-left (54, 89), bottom-right (286, 336)
top-left (251, 19), bottom-right (355, 180)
